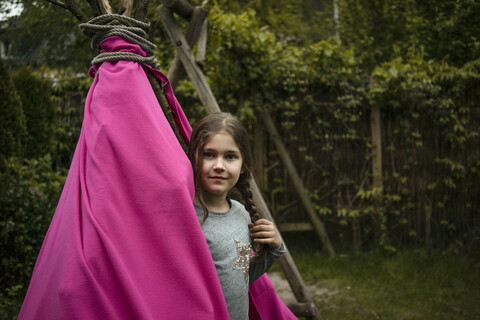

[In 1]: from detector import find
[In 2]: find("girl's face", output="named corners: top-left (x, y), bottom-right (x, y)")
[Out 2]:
top-left (198, 131), bottom-right (244, 201)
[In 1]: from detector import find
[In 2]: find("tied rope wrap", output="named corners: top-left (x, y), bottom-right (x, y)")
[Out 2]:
top-left (79, 14), bottom-right (160, 69)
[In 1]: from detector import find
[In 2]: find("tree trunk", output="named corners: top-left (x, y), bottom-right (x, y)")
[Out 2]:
top-left (370, 104), bottom-right (383, 192)
top-left (370, 102), bottom-right (384, 243)
top-left (333, 0), bottom-right (340, 39)
top-left (425, 199), bottom-right (432, 252)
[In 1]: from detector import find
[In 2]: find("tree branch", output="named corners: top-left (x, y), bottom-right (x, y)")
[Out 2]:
top-left (86, 0), bottom-right (102, 17)
top-left (65, 0), bottom-right (88, 21)
top-left (44, 0), bottom-right (88, 22)
top-left (134, 0), bottom-right (151, 21)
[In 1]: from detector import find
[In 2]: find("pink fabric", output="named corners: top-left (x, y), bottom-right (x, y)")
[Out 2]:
top-left (249, 274), bottom-right (298, 320)
top-left (18, 37), bottom-right (229, 319)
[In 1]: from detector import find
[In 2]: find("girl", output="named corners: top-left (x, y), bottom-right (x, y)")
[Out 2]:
top-left (188, 112), bottom-right (285, 320)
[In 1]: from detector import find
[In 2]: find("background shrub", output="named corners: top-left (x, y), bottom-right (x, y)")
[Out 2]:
top-left (0, 58), bottom-right (25, 168)
top-left (0, 156), bottom-right (66, 319)
top-left (12, 65), bottom-right (56, 159)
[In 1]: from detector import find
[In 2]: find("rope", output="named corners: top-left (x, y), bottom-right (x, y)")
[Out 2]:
top-left (79, 14), bottom-right (160, 69)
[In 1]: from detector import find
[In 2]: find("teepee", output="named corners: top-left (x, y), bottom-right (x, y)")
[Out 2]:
top-left (20, 0), bottom-right (326, 318)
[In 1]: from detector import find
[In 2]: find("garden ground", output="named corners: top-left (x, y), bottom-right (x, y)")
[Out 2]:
top-left (269, 250), bottom-right (480, 320)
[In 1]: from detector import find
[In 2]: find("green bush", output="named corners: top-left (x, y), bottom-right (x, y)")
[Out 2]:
top-left (0, 58), bottom-right (25, 168)
top-left (51, 70), bottom-right (90, 169)
top-left (12, 66), bottom-right (56, 159)
top-left (0, 156), bottom-right (66, 319)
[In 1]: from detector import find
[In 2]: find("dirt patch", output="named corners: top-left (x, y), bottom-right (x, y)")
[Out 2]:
top-left (268, 272), bottom-right (338, 305)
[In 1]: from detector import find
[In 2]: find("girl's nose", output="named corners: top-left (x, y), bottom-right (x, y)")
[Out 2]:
top-left (213, 159), bottom-right (225, 170)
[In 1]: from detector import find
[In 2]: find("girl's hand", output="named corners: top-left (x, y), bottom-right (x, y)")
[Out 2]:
top-left (249, 219), bottom-right (283, 250)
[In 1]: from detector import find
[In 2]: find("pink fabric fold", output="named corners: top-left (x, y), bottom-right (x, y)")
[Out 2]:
top-left (18, 36), bottom-right (229, 319)
top-left (249, 274), bottom-right (298, 320)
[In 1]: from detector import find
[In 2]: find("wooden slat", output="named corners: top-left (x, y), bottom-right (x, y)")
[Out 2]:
top-left (279, 222), bottom-right (314, 232)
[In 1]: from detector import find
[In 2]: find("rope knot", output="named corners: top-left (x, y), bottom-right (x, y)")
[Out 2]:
top-left (79, 14), bottom-right (160, 69)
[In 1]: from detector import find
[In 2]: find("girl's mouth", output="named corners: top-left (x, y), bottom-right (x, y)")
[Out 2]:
top-left (210, 176), bottom-right (226, 180)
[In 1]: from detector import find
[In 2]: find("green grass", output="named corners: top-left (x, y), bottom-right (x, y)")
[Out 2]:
top-left (272, 250), bottom-right (480, 320)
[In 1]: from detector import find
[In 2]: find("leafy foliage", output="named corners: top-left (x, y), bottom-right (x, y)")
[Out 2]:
top-left (12, 65), bottom-right (56, 159)
top-left (0, 156), bottom-right (66, 319)
top-left (1, 0), bottom-right (479, 268)
top-left (336, 0), bottom-right (480, 69)
top-left (0, 0), bottom-right (479, 316)
top-left (192, 2), bottom-right (480, 254)
top-left (200, 0), bottom-right (318, 42)
top-left (0, 57), bottom-right (25, 167)
top-left (49, 70), bottom-right (91, 169)
top-left (5, 1), bottom-right (93, 71)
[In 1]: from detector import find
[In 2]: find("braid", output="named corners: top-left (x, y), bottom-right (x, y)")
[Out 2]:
top-left (235, 174), bottom-right (268, 262)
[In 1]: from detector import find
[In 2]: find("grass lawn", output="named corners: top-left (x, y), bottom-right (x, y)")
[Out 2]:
top-left (271, 250), bottom-right (480, 320)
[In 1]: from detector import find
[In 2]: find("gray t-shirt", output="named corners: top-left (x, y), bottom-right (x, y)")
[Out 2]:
top-left (194, 199), bottom-right (285, 320)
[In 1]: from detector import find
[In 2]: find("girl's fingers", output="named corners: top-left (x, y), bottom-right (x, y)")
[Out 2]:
top-left (255, 219), bottom-right (272, 226)
top-left (250, 220), bottom-right (274, 232)
top-left (250, 225), bottom-right (273, 232)
top-left (249, 219), bottom-right (281, 247)
top-left (251, 231), bottom-right (275, 238)
top-left (253, 238), bottom-right (273, 244)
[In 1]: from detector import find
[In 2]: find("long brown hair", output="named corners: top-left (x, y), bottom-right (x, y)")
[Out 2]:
top-left (188, 112), bottom-right (268, 261)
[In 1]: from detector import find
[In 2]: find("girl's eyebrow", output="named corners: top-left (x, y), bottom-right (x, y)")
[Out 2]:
top-left (203, 148), bottom-right (240, 154)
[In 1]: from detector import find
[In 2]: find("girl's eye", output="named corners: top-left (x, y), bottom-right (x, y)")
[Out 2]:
top-left (203, 152), bottom-right (214, 158)
top-left (225, 154), bottom-right (238, 160)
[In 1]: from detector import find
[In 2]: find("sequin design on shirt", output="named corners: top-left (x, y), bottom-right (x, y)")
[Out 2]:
top-left (233, 239), bottom-right (251, 284)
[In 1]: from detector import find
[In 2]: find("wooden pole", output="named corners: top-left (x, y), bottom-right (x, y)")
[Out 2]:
top-left (251, 182), bottom-right (321, 319)
top-left (134, 0), bottom-right (152, 21)
top-left (253, 121), bottom-right (264, 190)
top-left (157, 5), bottom-right (220, 113)
top-left (260, 106), bottom-right (336, 257)
top-left (97, 0), bottom-right (113, 14)
top-left (161, 0), bottom-right (195, 20)
top-left (167, 6), bottom-right (208, 89)
top-left (195, 18), bottom-right (208, 68)
top-left (119, 0), bottom-right (134, 16)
